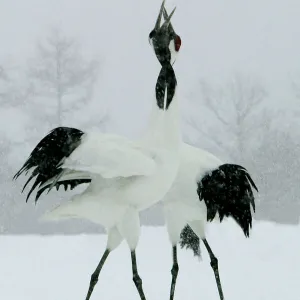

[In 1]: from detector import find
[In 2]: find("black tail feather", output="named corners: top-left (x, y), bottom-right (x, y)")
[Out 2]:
top-left (179, 225), bottom-right (201, 257)
top-left (198, 163), bottom-right (258, 237)
top-left (13, 127), bottom-right (86, 202)
top-left (179, 164), bottom-right (257, 256)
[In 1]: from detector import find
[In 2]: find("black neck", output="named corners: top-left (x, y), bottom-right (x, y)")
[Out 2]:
top-left (155, 63), bottom-right (177, 110)
top-left (154, 46), bottom-right (172, 66)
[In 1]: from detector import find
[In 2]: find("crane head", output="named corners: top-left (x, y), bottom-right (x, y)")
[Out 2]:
top-left (149, 0), bottom-right (181, 66)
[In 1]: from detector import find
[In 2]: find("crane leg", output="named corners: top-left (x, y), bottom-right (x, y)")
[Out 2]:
top-left (169, 245), bottom-right (179, 300)
top-left (202, 239), bottom-right (224, 300)
top-left (131, 250), bottom-right (147, 300)
top-left (85, 249), bottom-right (110, 300)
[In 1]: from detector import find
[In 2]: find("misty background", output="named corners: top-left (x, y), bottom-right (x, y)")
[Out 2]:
top-left (1, 0), bottom-right (300, 234)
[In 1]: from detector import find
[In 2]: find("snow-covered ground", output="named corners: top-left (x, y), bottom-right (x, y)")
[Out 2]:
top-left (0, 220), bottom-right (298, 300)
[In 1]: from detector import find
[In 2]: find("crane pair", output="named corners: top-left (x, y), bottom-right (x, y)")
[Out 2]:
top-left (14, 1), bottom-right (258, 300)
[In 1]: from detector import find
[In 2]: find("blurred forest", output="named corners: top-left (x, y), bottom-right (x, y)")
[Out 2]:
top-left (1, 0), bottom-right (300, 234)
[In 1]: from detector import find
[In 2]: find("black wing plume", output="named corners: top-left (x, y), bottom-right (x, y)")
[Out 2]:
top-left (36, 178), bottom-right (91, 202)
top-left (13, 127), bottom-right (86, 203)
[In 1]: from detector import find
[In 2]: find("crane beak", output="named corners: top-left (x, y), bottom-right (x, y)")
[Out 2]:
top-left (149, 0), bottom-right (177, 46)
top-left (160, 7), bottom-right (176, 31)
top-left (149, 0), bottom-right (178, 65)
top-left (154, 0), bottom-right (166, 30)
top-left (162, 6), bottom-right (176, 35)
top-left (154, 0), bottom-right (176, 31)
top-left (163, 5), bottom-right (181, 55)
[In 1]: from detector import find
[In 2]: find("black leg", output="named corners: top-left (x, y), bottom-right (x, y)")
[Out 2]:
top-left (131, 250), bottom-right (146, 300)
top-left (85, 249), bottom-right (110, 300)
top-left (169, 245), bottom-right (179, 300)
top-left (202, 239), bottom-right (224, 300)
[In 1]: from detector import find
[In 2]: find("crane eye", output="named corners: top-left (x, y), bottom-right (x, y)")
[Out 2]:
top-left (149, 30), bottom-right (156, 42)
top-left (175, 35), bottom-right (181, 51)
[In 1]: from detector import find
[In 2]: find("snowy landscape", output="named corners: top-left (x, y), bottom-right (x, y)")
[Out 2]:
top-left (1, 220), bottom-right (299, 300)
top-left (1, 0), bottom-right (300, 299)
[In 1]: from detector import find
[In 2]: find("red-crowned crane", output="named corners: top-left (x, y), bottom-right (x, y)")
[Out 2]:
top-left (13, 1), bottom-right (181, 300)
top-left (150, 7), bottom-right (258, 300)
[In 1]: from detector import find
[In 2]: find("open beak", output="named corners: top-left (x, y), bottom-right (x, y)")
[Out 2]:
top-left (154, 0), bottom-right (166, 31)
top-left (162, 6), bottom-right (176, 36)
top-left (149, 0), bottom-right (176, 45)
top-left (149, 0), bottom-right (178, 65)
top-left (154, 0), bottom-right (176, 32)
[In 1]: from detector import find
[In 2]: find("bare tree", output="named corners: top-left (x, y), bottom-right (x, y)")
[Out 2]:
top-left (0, 66), bottom-right (8, 80)
top-left (186, 73), bottom-right (300, 224)
top-left (0, 65), bottom-right (9, 101)
top-left (3, 29), bottom-right (110, 234)
top-left (28, 28), bottom-right (99, 126)
top-left (250, 126), bottom-right (300, 224)
top-left (187, 73), bottom-right (268, 162)
top-left (0, 65), bottom-right (31, 107)
top-left (291, 75), bottom-right (300, 118)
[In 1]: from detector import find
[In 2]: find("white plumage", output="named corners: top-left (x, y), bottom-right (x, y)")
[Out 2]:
top-left (63, 133), bottom-right (158, 178)
top-left (18, 90), bottom-right (180, 248)
top-left (41, 130), bottom-right (180, 230)
top-left (163, 144), bottom-right (223, 244)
